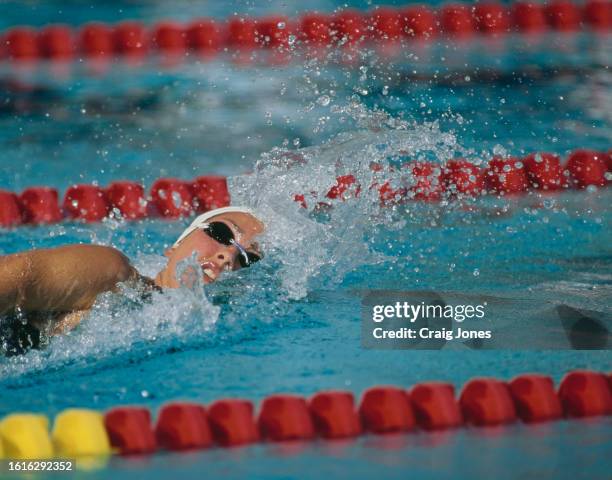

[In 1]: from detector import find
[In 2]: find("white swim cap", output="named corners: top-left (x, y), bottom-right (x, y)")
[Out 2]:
top-left (172, 206), bottom-right (258, 248)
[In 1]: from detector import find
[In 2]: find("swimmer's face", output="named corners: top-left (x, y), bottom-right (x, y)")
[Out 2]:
top-left (156, 212), bottom-right (264, 288)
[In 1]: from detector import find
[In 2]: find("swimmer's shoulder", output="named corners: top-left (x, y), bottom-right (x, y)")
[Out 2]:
top-left (47, 245), bottom-right (162, 293)
top-left (29, 244), bottom-right (138, 286)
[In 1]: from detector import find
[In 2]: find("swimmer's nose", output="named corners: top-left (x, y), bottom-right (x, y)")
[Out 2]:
top-left (215, 245), bottom-right (240, 271)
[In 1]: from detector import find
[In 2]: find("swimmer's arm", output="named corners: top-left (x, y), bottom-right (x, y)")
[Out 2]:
top-left (47, 272), bottom-right (159, 335)
top-left (51, 310), bottom-right (90, 335)
top-left (0, 253), bottom-right (32, 315)
top-left (15, 245), bottom-right (141, 313)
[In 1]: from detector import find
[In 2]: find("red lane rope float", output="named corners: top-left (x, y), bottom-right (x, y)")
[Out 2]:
top-left (409, 382), bottom-right (464, 429)
top-left (508, 374), bottom-right (563, 422)
top-left (1, 369), bottom-right (609, 459)
top-left (303, 148), bottom-right (611, 209)
top-left (309, 391), bottom-right (362, 438)
top-left (459, 378), bottom-right (518, 426)
top-left (104, 407), bottom-right (157, 455)
top-left (155, 402), bottom-right (213, 450)
top-left (207, 399), bottom-right (260, 446)
top-left (0, 1), bottom-right (610, 63)
top-left (0, 149), bottom-right (610, 229)
top-left (0, 175), bottom-right (230, 228)
top-left (359, 386), bottom-right (416, 433)
top-left (258, 395), bottom-right (315, 441)
top-left (101, 369), bottom-right (612, 453)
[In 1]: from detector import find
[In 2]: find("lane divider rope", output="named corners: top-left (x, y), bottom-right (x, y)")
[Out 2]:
top-left (0, 1), bottom-right (610, 64)
top-left (0, 148), bottom-right (610, 229)
top-left (0, 369), bottom-right (610, 459)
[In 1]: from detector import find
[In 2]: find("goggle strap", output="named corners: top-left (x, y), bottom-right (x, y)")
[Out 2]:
top-left (230, 238), bottom-right (251, 267)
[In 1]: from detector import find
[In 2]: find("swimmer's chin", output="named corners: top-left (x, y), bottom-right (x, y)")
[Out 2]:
top-left (202, 266), bottom-right (218, 284)
top-left (154, 267), bottom-right (214, 289)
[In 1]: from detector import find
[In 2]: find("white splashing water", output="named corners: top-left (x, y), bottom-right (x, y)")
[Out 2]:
top-left (0, 254), bottom-right (220, 379)
top-left (230, 99), bottom-right (461, 299)
top-left (1, 100), bottom-right (461, 377)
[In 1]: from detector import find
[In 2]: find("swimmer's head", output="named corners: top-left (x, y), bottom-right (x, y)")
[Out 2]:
top-left (154, 207), bottom-right (265, 289)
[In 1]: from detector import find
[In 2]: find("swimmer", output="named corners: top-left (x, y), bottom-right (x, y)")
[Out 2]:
top-left (0, 207), bottom-right (264, 355)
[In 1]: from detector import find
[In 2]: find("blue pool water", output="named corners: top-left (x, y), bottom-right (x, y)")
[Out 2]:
top-left (1, 1), bottom-right (611, 478)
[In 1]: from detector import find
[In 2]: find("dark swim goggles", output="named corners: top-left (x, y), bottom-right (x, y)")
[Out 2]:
top-left (201, 222), bottom-right (261, 269)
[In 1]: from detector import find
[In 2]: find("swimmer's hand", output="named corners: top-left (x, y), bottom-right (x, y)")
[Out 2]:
top-left (50, 310), bottom-right (90, 335)
top-left (0, 245), bottom-right (143, 332)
